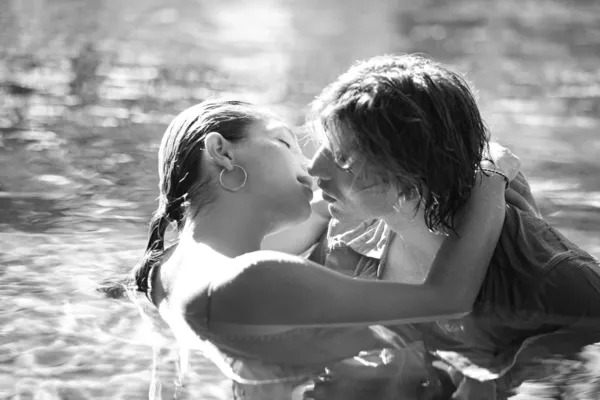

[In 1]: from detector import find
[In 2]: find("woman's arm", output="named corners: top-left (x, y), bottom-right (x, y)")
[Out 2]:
top-left (260, 189), bottom-right (330, 255)
top-left (486, 142), bottom-right (541, 216)
top-left (206, 173), bottom-right (507, 328)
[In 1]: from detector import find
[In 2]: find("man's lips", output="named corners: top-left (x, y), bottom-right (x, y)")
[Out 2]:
top-left (317, 181), bottom-right (338, 202)
top-left (321, 191), bottom-right (337, 203)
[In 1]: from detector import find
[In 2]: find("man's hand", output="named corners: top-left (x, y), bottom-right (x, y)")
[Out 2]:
top-left (302, 348), bottom-right (450, 400)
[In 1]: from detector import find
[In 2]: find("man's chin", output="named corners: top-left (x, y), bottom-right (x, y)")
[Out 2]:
top-left (328, 203), bottom-right (364, 223)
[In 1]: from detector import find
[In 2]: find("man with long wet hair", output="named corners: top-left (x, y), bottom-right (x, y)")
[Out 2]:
top-left (305, 54), bottom-right (600, 399)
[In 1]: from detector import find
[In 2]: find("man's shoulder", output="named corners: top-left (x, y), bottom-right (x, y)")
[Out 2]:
top-left (541, 248), bottom-right (600, 283)
top-left (527, 249), bottom-right (600, 324)
top-left (492, 205), bottom-right (590, 276)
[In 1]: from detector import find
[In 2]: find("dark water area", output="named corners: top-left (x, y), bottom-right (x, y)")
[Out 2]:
top-left (1, 0), bottom-right (600, 398)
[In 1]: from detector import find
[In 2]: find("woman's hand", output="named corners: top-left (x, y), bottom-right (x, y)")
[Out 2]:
top-left (483, 142), bottom-right (521, 182)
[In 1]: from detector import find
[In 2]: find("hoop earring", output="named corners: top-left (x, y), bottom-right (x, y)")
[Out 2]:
top-left (219, 165), bottom-right (247, 192)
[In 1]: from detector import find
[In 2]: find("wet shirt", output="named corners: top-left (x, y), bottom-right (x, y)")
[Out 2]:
top-left (409, 205), bottom-right (600, 381)
top-left (157, 178), bottom-right (600, 398)
top-left (319, 206), bottom-right (600, 383)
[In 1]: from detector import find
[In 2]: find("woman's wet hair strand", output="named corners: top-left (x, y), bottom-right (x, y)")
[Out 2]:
top-left (99, 99), bottom-right (270, 299)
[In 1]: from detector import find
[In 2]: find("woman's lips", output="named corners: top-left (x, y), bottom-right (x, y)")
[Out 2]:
top-left (303, 185), bottom-right (314, 200)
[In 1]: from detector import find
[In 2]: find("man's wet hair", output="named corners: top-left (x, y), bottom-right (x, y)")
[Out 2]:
top-left (308, 54), bottom-right (490, 233)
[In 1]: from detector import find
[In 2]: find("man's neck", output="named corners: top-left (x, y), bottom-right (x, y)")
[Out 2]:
top-left (382, 212), bottom-right (446, 280)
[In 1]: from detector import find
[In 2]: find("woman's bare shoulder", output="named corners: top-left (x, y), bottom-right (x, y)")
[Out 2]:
top-left (160, 245), bottom-right (233, 314)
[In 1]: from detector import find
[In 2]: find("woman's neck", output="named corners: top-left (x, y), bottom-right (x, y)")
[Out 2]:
top-left (182, 198), bottom-right (272, 258)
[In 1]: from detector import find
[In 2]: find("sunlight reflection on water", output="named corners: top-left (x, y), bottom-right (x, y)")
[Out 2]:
top-left (1, 0), bottom-right (600, 398)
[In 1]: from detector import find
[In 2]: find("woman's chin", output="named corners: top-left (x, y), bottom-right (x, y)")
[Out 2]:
top-left (293, 202), bottom-right (314, 224)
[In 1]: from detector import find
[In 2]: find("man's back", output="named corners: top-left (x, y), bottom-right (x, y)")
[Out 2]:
top-left (409, 204), bottom-right (600, 381)
top-left (310, 177), bottom-right (600, 397)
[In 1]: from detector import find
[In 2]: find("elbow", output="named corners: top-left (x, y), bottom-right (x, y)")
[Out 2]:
top-left (443, 297), bottom-right (475, 318)
top-left (438, 309), bottom-right (472, 320)
top-left (413, 303), bottom-right (473, 322)
top-left (421, 285), bottom-right (476, 319)
top-left (430, 297), bottom-right (474, 319)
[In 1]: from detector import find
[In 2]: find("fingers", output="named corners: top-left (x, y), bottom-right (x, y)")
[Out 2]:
top-left (485, 142), bottom-right (521, 181)
top-left (301, 379), bottom-right (336, 400)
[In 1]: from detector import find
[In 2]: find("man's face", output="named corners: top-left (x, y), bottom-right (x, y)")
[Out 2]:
top-left (308, 140), bottom-right (403, 223)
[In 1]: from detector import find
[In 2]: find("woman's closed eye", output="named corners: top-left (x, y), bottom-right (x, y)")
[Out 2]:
top-left (278, 139), bottom-right (292, 149)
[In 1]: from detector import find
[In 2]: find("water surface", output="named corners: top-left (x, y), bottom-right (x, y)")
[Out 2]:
top-left (1, 0), bottom-right (600, 398)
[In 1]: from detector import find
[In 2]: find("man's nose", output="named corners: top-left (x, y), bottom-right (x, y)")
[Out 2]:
top-left (307, 145), bottom-right (332, 180)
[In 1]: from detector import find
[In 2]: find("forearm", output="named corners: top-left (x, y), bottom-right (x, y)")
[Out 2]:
top-left (261, 210), bottom-right (328, 254)
top-left (209, 325), bottom-right (397, 368)
top-left (261, 190), bottom-right (330, 255)
top-left (210, 248), bottom-right (484, 328)
top-left (208, 179), bottom-right (506, 327)
top-left (425, 172), bottom-right (507, 308)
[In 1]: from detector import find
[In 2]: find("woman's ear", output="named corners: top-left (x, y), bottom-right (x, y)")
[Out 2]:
top-left (205, 132), bottom-right (235, 171)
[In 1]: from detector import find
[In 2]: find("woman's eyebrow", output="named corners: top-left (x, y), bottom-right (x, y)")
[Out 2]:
top-left (265, 120), bottom-right (295, 140)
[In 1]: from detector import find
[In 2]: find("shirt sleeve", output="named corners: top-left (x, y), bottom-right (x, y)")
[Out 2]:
top-left (506, 172), bottom-right (542, 218)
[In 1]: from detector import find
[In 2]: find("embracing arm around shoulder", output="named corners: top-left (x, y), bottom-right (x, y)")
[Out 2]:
top-left (203, 173), bottom-right (507, 329)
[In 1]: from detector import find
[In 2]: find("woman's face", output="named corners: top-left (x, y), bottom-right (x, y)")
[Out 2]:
top-left (308, 139), bottom-right (408, 223)
top-left (233, 118), bottom-right (314, 233)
